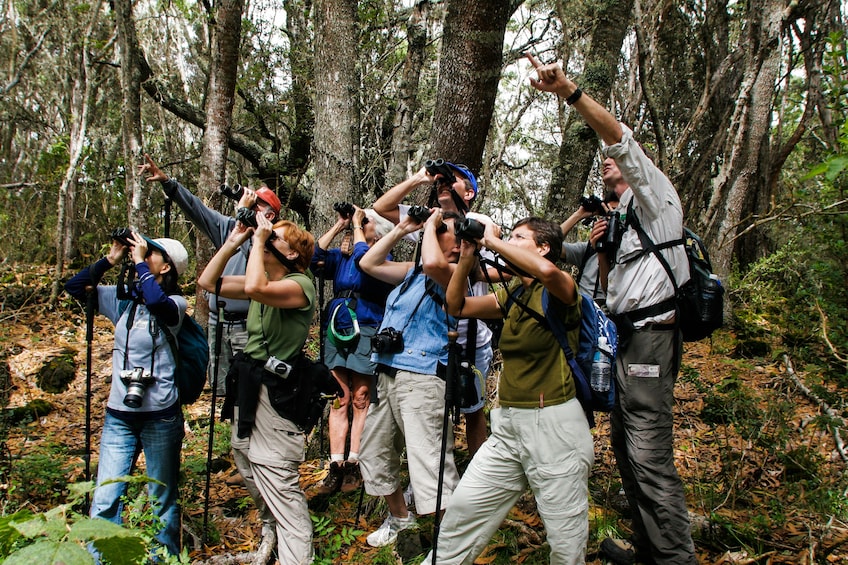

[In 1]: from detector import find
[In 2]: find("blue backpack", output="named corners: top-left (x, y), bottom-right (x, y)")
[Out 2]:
top-left (506, 288), bottom-right (618, 426)
top-left (119, 300), bottom-right (209, 405)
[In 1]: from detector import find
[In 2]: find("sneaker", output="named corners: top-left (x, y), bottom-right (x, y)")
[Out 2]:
top-left (600, 538), bottom-right (637, 564)
top-left (340, 461), bottom-right (363, 493)
top-left (316, 461), bottom-right (344, 495)
top-left (366, 512), bottom-right (417, 547)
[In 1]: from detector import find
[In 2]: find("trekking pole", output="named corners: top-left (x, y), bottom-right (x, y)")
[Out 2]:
top-left (432, 330), bottom-right (459, 565)
top-left (84, 287), bottom-right (96, 512)
top-left (316, 263), bottom-right (329, 461)
top-left (202, 285), bottom-right (226, 544)
top-left (163, 196), bottom-right (172, 238)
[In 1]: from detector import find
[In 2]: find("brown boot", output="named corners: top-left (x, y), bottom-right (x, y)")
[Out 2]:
top-left (340, 460), bottom-right (363, 493)
top-left (316, 461), bottom-right (344, 495)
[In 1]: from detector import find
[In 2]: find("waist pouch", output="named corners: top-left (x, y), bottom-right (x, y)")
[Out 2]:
top-left (226, 353), bottom-right (342, 436)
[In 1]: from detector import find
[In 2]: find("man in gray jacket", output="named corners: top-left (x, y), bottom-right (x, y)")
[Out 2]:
top-left (529, 55), bottom-right (696, 565)
top-left (138, 154), bottom-right (281, 549)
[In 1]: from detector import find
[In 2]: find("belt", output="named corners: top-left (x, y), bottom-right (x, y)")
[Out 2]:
top-left (222, 311), bottom-right (248, 323)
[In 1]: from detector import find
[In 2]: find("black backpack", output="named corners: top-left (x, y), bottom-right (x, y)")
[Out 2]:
top-left (627, 212), bottom-right (724, 342)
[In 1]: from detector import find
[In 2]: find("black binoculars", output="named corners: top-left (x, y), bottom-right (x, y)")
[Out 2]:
top-left (425, 158), bottom-right (456, 185)
top-left (220, 183), bottom-right (245, 201)
top-left (407, 205), bottom-right (432, 224)
top-left (455, 218), bottom-right (485, 242)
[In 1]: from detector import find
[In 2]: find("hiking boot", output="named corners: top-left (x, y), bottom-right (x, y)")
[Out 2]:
top-left (600, 538), bottom-right (635, 564)
top-left (600, 537), bottom-right (656, 564)
top-left (366, 512), bottom-right (417, 547)
top-left (340, 461), bottom-right (363, 493)
top-left (225, 472), bottom-right (245, 486)
top-left (316, 461), bottom-right (344, 495)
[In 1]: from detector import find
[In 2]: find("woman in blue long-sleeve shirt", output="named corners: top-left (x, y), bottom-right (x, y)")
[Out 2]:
top-left (65, 231), bottom-right (189, 558)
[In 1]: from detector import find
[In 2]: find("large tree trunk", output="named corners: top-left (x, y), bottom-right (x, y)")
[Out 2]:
top-left (546, 0), bottom-right (634, 222)
top-left (385, 1), bottom-right (430, 188)
top-left (430, 0), bottom-right (515, 173)
top-left (193, 0), bottom-right (244, 323)
top-left (311, 0), bottom-right (359, 232)
top-left (706, 0), bottom-right (783, 278)
top-left (114, 0), bottom-right (147, 232)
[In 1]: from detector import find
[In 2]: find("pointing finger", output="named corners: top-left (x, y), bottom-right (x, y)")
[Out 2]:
top-left (525, 53), bottom-right (541, 68)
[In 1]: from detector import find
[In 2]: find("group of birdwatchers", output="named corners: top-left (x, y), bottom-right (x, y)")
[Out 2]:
top-left (66, 56), bottom-right (697, 564)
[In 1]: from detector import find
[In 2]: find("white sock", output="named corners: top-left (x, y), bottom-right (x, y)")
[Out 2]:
top-left (347, 452), bottom-right (359, 462)
top-left (330, 453), bottom-right (344, 463)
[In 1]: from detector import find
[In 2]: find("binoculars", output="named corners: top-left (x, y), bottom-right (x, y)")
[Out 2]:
top-left (425, 158), bottom-right (456, 185)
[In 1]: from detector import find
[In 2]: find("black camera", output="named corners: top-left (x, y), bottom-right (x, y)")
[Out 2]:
top-left (407, 205), bottom-right (432, 224)
top-left (120, 368), bottom-right (155, 408)
top-left (425, 158), bottom-right (456, 185)
top-left (579, 194), bottom-right (605, 214)
top-left (455, 217), bottom-right (485, 242)
top-left (220, 183), bottom-right (245, 201)
top-left (333, 201), bottom-right (355, 219)
top-left (456, 361), bottom-right (482, 409)
top-left (596, 211), bottom-right (626, 255)
top-left (371, 327), bottom-right (404, 354)
top-left (110, 227), bottom-right (135, 247)
top-left (236, 206), bottom-right (258, 228)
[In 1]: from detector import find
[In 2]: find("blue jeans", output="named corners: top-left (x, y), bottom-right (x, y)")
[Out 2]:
top-left (91, 411), bottom-right (184, 556)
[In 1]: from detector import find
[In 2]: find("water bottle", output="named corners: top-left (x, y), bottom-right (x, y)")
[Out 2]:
top-left (701, 274), bottom-right (724, 325)
top-left (590, 336), bottom-right (612, 392)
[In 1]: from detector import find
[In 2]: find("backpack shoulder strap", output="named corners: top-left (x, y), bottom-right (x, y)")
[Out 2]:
top-left (625, 204), bottom-right (684, 293)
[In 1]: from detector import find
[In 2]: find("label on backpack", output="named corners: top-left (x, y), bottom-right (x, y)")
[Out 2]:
top-left (627, 364), bottom-right (660, 378)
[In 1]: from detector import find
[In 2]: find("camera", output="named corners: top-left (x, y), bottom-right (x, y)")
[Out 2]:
top-left (236, 206), bottom-right (258, 228)
top-left (579, 194), bottom-right (605, 214)
top-left (264, 355), bottom-right (292, 378)
top-left (407, 205), bottom-right (432, 224)
top-left (456, 361), bottom-right (481, 409)
top-left (120, 368), bottom-right (155, 408)
top-left (220, 183), bottom-right (245, 201)
top-left (596, 211), bottom-right (626, 256)
top-left (333, 202), bottom-right (355, 219)
top-left (110, 227), bottom-right (135, 247)
top-left (425, 158), bottom-right (457, 185)
top-left (455, 217), bottom-right (485, 242)
top-left (371, 327), bottom-right (404, 354)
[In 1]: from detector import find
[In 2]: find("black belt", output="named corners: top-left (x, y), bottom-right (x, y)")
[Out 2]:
top-left (222, 311), bottom-right (248, 323)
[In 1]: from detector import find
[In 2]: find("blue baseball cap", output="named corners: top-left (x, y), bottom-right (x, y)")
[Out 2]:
top-left (445, 162), bottom-right (478, 200)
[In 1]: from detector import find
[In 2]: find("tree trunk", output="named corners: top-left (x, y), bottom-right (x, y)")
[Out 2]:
top-left (546, 0), bottom-right (634, 222)
top-left (312, 0), bottom-right (359, 232)
top-left (51, 4), bottom-right (104, 304)
top-left (385, 1), bottom-right (430, 188)
top-left (192, 0), bottom-right (244, 324)
top-left (113, 0), bottom-right (147, 232)
top-left (706, 0), bottom-right (783, 279)
top-left (430, 0), bottom-right (515, 173)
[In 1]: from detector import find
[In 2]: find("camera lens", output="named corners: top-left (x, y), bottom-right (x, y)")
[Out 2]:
top-left (123, 383), bottom-right (145, 408)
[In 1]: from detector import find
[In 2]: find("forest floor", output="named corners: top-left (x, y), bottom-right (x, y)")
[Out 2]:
top-left (2, 273), bottom-right (848, 564)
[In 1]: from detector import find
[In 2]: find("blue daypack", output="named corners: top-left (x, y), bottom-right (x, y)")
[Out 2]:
top-left (119, 300), bottom-right (209, 405)
top-left (506, 288), bottom-right (618, 426)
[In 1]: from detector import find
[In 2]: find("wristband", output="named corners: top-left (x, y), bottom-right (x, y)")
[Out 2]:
top-left (566, 88), bottom-right (583, 106)
top-left (353, 226), bottom-right (363, 230)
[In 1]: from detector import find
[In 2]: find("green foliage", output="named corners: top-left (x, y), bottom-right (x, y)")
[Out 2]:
top-left (9, 443), bottom-right (75, 505)
top-left (311, 514), bottom-right (364, 565)
top-left (0, 482), bottom-right (148, 565)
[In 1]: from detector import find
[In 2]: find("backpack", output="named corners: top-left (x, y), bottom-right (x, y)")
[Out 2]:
top-left (626, 210), bottom-right (724, 342)
top-left (119, 300), bottom-right (209, 405)
top-left (506, 287), bottom-right (618, 426)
